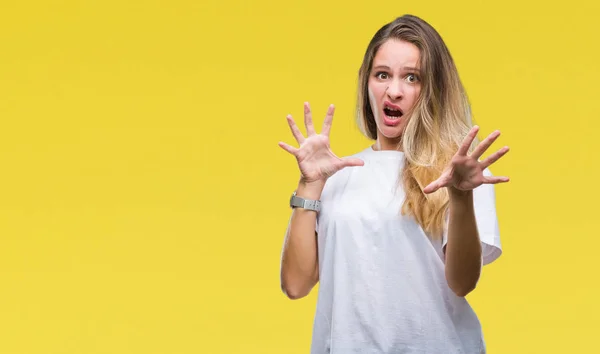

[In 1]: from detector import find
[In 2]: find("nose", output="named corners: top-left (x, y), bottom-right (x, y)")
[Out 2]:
top-left (386, 79), bottom-right (404, 100)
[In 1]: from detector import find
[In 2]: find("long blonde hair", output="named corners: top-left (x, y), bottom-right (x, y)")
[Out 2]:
top-left (356, 14), bottom-right (477, 239)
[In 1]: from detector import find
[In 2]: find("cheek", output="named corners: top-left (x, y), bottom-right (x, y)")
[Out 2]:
top-left (367, 86), bottom-right (378, 110)
top-left (406, 85), bottom-right (421, 106)
top-left (414, 86), bottom-right (422, 99)
top-left (367, 82), bottom-right (384, 109)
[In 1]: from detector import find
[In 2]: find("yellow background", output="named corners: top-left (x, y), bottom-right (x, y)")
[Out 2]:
top-left (0, 0), bottom-right (598, 353)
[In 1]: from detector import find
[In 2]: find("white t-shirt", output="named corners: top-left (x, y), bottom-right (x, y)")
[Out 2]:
top-left (310, 146), bottom-right (502, 354)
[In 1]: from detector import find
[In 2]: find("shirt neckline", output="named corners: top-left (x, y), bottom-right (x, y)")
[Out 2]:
top-left (361, 145), bottom-right (405, 160)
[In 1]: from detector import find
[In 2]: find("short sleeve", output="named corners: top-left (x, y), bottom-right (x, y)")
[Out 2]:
top-left (442, 168), bottom-right (503, 266)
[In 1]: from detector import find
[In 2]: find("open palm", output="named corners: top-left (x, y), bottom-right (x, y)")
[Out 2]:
top-left (278, 103), bottom-right (364, 184)
top-left (423, 126), bottom-right (510, 194)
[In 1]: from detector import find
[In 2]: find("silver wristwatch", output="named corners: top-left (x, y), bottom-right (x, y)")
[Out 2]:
top-left (289, 191), bottom-right (321, 212)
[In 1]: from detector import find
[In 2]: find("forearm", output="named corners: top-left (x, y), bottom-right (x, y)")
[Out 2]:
top-left (444, 188), bottom-right (482, 297)
top-left (280, 180), bottom-right (324, 299)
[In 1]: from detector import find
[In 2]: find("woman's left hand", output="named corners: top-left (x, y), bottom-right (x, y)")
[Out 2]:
top-left (423, 126), bottom-right (510, 194)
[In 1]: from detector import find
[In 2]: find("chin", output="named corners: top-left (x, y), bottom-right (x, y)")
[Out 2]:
top-left (376, 121), bottom-right (404, 140)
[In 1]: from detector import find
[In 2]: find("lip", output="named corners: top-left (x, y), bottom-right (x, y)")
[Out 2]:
top-left (384, 101), bottom-right (402, 111)
top-left (382, 113), bottom-right (402, 126)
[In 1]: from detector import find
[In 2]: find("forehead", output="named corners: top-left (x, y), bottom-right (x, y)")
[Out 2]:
top-left (373, 39), bottom-right (420, 68)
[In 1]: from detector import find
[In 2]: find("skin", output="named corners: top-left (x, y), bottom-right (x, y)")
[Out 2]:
top-left (424, 126), bottom-right (509, 296)
top-left (278, 103), bottom-right (363, 299)
top-left (367, 39), bottom-right (421, 151)
top-left (278, 38), bottom-right (510, 299)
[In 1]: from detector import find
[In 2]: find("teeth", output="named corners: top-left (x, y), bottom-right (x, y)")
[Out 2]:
top-left (385, 107), bottom-right (401, 114)
top-left (384, 106), bottom-right (402, 120)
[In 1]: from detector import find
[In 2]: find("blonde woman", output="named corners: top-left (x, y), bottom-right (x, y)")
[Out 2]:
top-left (279, 14), bottom-right (510, 354)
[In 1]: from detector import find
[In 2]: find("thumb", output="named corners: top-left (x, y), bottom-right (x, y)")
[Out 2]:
top-left (423, 179), bottom-right (442, 194)
top-left (341, 157), bottom-right (365, 167)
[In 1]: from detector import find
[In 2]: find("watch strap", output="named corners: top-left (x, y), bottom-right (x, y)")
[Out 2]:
top-left (290, 192), bottom-right (321, 212)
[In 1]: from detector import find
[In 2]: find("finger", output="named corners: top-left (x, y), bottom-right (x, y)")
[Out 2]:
top-left (278, 141), bottom-right (298, 156)
top-left (286, 114), bottom-right (305, 144)
top-left (471, 130), bottom-right (501, 160)
top-left (321, 104), bottom-right (335, 137)
top-left (422, 182), bottom-right (439, 194)
top-left (304, 102), bottom-right (316, 136)
top-left (481, 146), bottom-right (509, 168)
top-left (340, 157), bottom-right (364, 168)
top-left (483, 175), bottom-right (510, 184)
top-left (423, 179), bottom-right (445, 194)
top-left (457, 125), bottom-right (480, 156)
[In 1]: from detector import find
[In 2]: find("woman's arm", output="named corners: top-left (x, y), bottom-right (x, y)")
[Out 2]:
top-left (280, 180), bottom-right (324, 300)
top-left (423, 126), bottom-right (509, 297)
top-left (278, 102), bottom-right (364, 299)
top-left (444, 187), bottom-right (482, 297)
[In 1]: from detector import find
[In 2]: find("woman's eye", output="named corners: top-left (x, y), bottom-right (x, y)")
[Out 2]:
top-left (406, 74), bottom-right (418, 83)
top-left (376, 72), bottom-right (389, 80)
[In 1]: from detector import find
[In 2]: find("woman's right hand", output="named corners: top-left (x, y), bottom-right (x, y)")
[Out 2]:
top-left (278, 102), bottom-right (364, 187)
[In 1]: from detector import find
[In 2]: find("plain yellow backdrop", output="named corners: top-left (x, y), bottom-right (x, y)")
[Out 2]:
top-left (0, 0), bottom-right (599, 353)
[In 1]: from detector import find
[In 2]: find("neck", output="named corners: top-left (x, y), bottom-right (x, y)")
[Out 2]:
top-left (373, 137), bottom-right (402, 151)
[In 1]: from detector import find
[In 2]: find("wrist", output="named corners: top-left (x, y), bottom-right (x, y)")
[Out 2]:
top-left (448, 187), bottom-right (473, 204)
top-left (296, 178), bottom-right (325, 200)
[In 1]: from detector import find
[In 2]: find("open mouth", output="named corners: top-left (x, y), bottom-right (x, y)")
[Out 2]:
top-left (383, 102), bottom-right (403, 120)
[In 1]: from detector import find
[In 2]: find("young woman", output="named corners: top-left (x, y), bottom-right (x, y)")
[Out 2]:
top-left (278, 14), bottom-right (510, 354)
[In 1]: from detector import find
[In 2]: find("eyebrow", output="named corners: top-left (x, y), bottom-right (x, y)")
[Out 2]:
top-left (373, 65), bottom-right (420, 72)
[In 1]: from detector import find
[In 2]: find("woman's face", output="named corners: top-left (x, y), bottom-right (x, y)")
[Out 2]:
top-left (367, 38), bottom-right (422, 150)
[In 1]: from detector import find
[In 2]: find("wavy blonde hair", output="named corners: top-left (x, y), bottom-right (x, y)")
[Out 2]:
top-left (356, 14), bottom-right (477, 239)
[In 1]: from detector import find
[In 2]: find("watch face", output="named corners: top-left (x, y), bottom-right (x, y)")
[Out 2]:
top-left (290, 194), bottom-right (300, 208)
